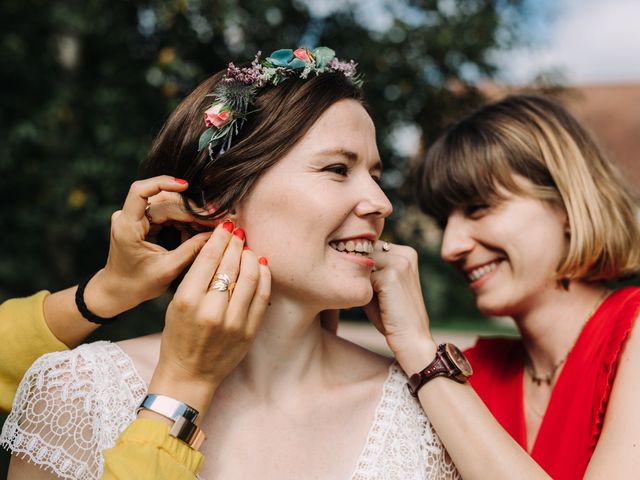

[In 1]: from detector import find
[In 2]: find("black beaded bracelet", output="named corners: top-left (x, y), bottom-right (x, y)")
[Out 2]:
top-left (75, 275), bottom-right (118, 325)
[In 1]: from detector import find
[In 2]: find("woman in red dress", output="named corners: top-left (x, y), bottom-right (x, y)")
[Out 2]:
top-left (365, 94), bottom-right (640, 479)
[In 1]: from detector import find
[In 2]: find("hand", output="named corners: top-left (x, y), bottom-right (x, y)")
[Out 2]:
top-left (148, 221), bottom-right (271, 416)
top-left (363, 241), bottom-right (437, 374)
top-left (85, 175), bottom-right (214, 317)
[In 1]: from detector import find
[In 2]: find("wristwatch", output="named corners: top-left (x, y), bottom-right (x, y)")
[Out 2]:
top-left (407, 343), bottom-right (473, 397)
top-left (137, 394), bottom-right (206, 450)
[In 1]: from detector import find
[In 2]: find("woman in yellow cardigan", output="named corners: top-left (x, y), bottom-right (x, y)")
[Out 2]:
top-left (1, 175), bottom-right (270, 479)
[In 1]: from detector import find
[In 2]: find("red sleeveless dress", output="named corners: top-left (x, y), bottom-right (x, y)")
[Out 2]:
top-left (464, 287), bottom-right (640, 480)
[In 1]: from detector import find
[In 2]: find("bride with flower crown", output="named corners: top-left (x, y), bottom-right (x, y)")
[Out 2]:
top-left (2, 47), bottom-right (460, 479)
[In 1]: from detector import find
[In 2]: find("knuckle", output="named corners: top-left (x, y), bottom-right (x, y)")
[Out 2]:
top-left (256, 289), bottom-right (271, 304)
top-left (404, 247), bottom-right (419, 263)
top-left (110, 223), bottom-right (126, 243)
top-left (243, 270), bottom-right (260, 285)
top-left (224, 322), bottom-right (243, 337)
top-left (395, 255), bottom-right (411, 271)
top-left (198, 243), bottom-right (220, 261)
top-left (129, 180), bottom-right (145, 195)
top-left (203, 313), bottom-right (224, 329)
top-left (241, 330), bottom-right (255, 343)
top-left (171, 294), bottom-right (197, 313)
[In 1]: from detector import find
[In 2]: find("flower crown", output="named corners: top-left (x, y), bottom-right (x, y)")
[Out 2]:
top-left (198, 47), bottom-right (362, 160)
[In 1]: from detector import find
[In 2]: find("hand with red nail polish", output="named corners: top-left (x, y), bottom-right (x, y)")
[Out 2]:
top-left (153, 220), bottom-right (271, 418)
top-left (42, 175), bottom-right (218, 349)
top-left (88, 175), bottom-right (216, 320)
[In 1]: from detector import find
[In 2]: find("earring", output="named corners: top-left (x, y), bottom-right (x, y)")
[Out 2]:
top-left (210, 209), bottom-right (236, 228)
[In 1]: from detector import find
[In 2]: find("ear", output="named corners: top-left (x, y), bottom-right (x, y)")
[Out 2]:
top-left (221, 209), bottom-right (237, 226)
top-left (206, 203), bottom-right (236, 228)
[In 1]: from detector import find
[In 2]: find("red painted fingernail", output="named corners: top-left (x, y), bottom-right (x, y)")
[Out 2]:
top-left (243, 246), bottom-right (250, 251)
top-left (233, 228), bottom-right (245, 241)
top-left (258, 257), bottom-right (268, 266)
top-left (174, 178), bottom-right (188, 185)
top-left (222, 221), bottom-right (234, 233)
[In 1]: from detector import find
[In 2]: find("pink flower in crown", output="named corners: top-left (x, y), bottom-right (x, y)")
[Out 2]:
top-left (203, 103), bottom-right (232, 129)
top-left (293, 48), bottom-right (312, 62)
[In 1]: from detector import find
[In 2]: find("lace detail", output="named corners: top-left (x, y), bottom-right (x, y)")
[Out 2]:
top-left (351, 364), bottom-right (460, 479)
top-left (0, 342), bottom-right (146, 480)
top-left (1, 343), bottom-right (459, 479)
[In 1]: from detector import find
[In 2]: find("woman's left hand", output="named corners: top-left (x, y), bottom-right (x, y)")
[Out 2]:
top-left (363, 241), bottom-right (438, 373)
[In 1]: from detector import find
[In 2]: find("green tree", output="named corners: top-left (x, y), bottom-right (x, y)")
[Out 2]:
top-left (1, 0), bottom-right (526, 329)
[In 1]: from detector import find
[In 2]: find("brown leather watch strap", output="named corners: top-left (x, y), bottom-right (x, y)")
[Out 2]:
top-left (407, 343), bottom-right (467, 397)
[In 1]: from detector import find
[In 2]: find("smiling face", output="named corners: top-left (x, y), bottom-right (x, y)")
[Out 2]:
top-left (234, 99), bottom-right (392, 309)
top-left (440, 177), bottom-right (569, 317)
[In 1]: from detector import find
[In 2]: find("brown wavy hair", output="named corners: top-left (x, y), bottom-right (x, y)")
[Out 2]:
top-left (139, 69), bottom-right (363, 219)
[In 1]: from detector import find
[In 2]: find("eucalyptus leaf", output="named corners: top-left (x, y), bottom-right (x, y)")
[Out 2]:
top-left (288, 58), bottom-right (306, 70)
top-left (198, 127), bottom-right (215, 151)
top-left (267, 49), bottom-right (294, 66)
top-left (313, 47), bottom-right (335, 68)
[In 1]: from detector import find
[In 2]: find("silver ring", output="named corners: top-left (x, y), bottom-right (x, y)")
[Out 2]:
top-left (382, 241), bottom-right (390, 252)
top-left (211, 272), bottom-right (231, 292)
top-left (144, 203), bottom-right (153, 224)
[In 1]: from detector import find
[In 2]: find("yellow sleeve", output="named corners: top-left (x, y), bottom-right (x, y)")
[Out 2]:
top-left (102, 418), bottom-right (204, 480)
top-left (0, 294), bottom-right (205, 478)
top-left (0, 291), bottom-right (68, 412)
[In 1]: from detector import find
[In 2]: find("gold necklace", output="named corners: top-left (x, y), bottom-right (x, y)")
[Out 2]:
top-left (525, 288), bottom-right (609, 387)
top-left (526, 359), bottom-right (564, 386)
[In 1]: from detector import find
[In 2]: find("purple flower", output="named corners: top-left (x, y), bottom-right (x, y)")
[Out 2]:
top-left (329, 58), bottom-right (358, 77)
top-left (223, 63), bottom-right (260, 85)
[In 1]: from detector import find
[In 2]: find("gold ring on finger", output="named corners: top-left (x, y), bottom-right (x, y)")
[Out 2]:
top-left (227, 282), bottom-right (236, 301)
top-left (382, 241), bottom-right (391, 252)
top-left (210, 272), bottom-right (231, 292)
top-left (144, 202), bottom-right (153, 224)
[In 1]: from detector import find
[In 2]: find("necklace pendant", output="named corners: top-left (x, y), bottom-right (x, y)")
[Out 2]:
top-left (529, 371), bottom-right (553, 386)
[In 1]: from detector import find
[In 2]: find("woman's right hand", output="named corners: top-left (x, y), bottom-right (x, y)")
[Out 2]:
top-left (85, 175), bottom-right (216, 318)
top-left (43, 175), bottom-right (216, 349)
top-left (146, 221), bottom-right (271, 417)
top-left (363, 242), bottom-right (437, 375)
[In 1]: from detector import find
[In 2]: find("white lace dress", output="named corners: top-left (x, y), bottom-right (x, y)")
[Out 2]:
top-left (1, 341), bottom-right (460, 480)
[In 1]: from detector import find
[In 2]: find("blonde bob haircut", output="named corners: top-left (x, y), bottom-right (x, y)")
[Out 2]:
top-left (417, 94), bottom-right (640, 282)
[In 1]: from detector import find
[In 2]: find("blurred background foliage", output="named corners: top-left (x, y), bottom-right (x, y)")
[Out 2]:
top-left (0, 0), bottom-right (539, 472)
top-left (0, 0), bottom-right (530, 342)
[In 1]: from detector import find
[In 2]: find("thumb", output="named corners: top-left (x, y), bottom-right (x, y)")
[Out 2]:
top-left (162, 231), bottom-right (213, 274)
top-left (362, 297), bottom-right (385, 334)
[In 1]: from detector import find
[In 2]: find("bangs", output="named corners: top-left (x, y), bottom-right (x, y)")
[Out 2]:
top-left (416, 121), bottom-right (525, 226)
top-left (415, 93), bottom-right (640, 281)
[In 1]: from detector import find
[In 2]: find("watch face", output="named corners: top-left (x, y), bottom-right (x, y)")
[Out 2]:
top-left (444, 344), bottom-right (473, 377)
